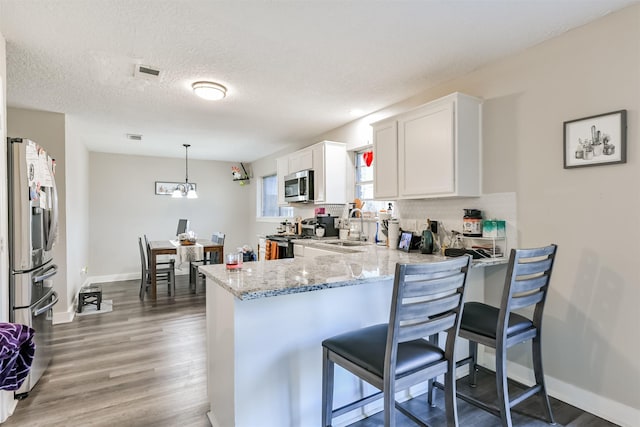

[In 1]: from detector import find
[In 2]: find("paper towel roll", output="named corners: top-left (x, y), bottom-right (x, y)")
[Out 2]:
top-left (388, 220), bottom-right (400, 249)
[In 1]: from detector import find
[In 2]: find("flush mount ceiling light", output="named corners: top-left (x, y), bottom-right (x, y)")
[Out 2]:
top-left (172, 144), bottom-right (198, 199)
top-left (192, 81), bottom-right (227, 101)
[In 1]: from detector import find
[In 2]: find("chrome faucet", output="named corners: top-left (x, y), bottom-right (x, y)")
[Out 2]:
top-left (348, 208), bottom-right (367, 242)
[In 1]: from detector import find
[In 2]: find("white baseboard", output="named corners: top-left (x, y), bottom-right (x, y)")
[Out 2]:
top-left (481, 354), bottom-right (639, 427)
top-left (0, 391), bottom-right (18, 423)
top-left (88, 269), bottom-right (189, 285)
top-left (52, 305), bottom-right (76, 324)
top-left (88, 272), bottom-right (140, 283)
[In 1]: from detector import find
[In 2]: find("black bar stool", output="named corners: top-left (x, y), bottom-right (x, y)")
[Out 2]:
top-left (322, 256), bottom-right (472, 427)
top-left (456, 244), bottom-right (558, 427)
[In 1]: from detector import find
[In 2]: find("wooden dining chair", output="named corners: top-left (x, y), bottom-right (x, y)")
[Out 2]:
top-left (456, 244), bottom-right (558, 427)
top-left (143, 234), bottom-right (175, 274)
top-left (322, 256), bottom-right (472, 427)
top-left (138, 237), bottom-right (175, 300)
top-left (189, 232), bottom-right (225, 292)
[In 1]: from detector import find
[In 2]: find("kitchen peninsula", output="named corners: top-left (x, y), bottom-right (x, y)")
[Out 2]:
top-left (200, 242), bottom-right (506, 427)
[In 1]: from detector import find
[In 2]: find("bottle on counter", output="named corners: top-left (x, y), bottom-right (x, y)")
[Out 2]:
top-left (463, 209), bottom-right (483, 237)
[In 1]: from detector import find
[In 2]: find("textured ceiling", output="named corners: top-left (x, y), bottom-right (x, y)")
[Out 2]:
top-left (1, 0), bottom-right (637, 161)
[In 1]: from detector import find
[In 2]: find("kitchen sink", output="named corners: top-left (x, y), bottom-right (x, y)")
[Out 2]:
top-left (322, 240), bottom-right (369, 247)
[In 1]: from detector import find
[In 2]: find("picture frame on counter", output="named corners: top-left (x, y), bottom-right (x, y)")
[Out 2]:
top-left (398, 231), bottom-right (412, 252)
top-left (155, 181), bottom-right (197, 195)
top-left (563, 109), bottom-right (627, 169)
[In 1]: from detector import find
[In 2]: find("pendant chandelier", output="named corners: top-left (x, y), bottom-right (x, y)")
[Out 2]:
top-left (172, 144), bottom-right (198, 199)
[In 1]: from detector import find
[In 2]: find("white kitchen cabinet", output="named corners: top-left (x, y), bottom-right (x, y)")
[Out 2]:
top-left (276, 156), bottom-right (289, 206)
top-left (277, 140), bottom-right (347, 205)
top-left (372, 119), bottom-right (398, 199)
top-left (312, 141), bottom-right (347, 204)
top-left (287, 148), bottom-right (313, 174)
top-left (372, 92), bottom-right (482, 199)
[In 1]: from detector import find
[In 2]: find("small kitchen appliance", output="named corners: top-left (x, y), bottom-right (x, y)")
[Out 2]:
top-left (315, 215), bottom-right (338, 237)
top-left (284, 170), bottom-right (314, 203)
top-left (301, 218), bottom-right (317, 237)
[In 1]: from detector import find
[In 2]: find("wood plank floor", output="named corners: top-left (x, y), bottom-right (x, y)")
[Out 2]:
top-left (4, 275), bottom-right (210, 427)
top-left (345, 367), bottom-right (619, 427)
top-left (3, 276), bottom-right (618, 427)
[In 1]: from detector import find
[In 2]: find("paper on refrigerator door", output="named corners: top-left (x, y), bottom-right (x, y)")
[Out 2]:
top-left (26, 140), bottom-right (54, 204)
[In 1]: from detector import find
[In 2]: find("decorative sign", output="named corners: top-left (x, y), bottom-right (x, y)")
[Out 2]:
top-left (155, 181), bottom-right (197, 195)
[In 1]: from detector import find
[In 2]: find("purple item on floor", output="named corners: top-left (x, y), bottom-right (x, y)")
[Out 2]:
top-left (0, 323), bottom-right (36, 391)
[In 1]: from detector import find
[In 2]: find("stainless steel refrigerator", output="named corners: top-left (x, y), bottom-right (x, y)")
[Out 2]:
top-left (7, 137), bottom-right (60, 398)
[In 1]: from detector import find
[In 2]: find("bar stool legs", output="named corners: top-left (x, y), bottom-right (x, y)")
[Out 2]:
top-left (457, 244), bottom-right (559, 427)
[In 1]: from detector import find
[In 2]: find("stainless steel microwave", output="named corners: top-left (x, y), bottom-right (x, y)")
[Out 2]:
top-left (284, 170), bottom-right (314, 203)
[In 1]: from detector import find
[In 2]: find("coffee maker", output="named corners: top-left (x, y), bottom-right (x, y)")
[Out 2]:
top-left (315, 215), bottom-right (338, 237)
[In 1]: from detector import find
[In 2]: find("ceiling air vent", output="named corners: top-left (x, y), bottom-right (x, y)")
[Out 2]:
top-left (126, 134), bottom-right (143, 141)
top-left (133, 64), bottom-right (161, 79)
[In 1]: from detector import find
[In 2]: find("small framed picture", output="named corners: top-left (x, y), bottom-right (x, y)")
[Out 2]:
top-left (563, 110), bottom-right (627, 169)
top-left (155, 181), bottom-right (196, 195)
top-left (398, 231), bottom-right (413, 252)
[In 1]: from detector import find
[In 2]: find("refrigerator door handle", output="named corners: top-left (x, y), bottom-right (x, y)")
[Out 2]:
top-left (32, 291), bottom-right (58, 317)
top-left (33, 264), bottom-right (58, 283)
top-left (44, 165), bottom-right (59, 252)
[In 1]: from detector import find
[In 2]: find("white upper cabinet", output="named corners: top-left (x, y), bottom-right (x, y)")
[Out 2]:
top-left (287, 148), bottom-right (313, 174)
top-left (372, 119), bottom-right (398, 199)
top-left (398, 99), bottom-right (455, 197)
top-left (276, 156), bottom-right (289, 206)
top-left (372, 92), bottom-right (482, 199)
top-left (276, 141), bottom-right (347, 205)
top-left (312, 141), bottom-right (347, 204)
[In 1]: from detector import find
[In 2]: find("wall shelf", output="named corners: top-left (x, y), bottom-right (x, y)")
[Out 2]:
top-left (232, 163), bottom-right (251, 184)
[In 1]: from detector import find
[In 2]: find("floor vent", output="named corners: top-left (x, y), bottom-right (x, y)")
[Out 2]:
top-left (127, 134), bottom-right (143, 141)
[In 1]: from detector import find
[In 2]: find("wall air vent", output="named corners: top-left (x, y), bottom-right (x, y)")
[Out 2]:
top-left (126, 134), bottom-right (143, 141)
top-left (133, 64), bottom-right (161, 79)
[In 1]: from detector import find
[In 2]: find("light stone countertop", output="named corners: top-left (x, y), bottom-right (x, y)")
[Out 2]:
top-left (200, 241), bottom-right (507, 301)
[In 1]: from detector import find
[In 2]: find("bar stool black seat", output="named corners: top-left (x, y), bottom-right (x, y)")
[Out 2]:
top-left (456, 244), bottom-right (558, 427)
top-left (321, 256), bottom-right (472, 427)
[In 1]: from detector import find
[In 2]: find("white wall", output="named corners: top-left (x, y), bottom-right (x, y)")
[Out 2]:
top-left (64, 116), bottom-right (90, 320)
top-left (273, 5), bottom-right (639, 425)
top-left (0, 23), bottom-right (15, 424)
top-left (88, 152), bottom-right (254, 279)
top-left (0, 10), bottom-right (8, 325)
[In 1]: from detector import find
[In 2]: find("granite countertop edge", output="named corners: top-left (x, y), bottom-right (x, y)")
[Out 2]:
top-left (201, 243), bottom-right (508, 301)
top-left (209, 274), bottom-right (392, 301)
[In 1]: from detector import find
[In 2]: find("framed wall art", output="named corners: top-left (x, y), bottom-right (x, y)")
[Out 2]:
top-left (563, 110), bottom-right (627, 169)
top-left (155, 181), bottom-right (196, 195)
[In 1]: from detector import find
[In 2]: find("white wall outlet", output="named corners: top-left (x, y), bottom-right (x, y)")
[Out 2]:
top-left (402, 219), bottom-right (417, 232)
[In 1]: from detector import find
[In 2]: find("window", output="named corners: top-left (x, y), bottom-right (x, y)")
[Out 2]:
top-left (355, 150), bottom-right (387, 213)
top-left (261, 174), bottom-right (293, 217)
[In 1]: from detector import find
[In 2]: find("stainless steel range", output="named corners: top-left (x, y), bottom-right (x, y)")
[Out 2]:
top-left (265, 234), bottom-right (302, 259)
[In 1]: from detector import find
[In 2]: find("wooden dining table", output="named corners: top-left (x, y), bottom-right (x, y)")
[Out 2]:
top-left (148, 239), bottom-right (224, 300)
